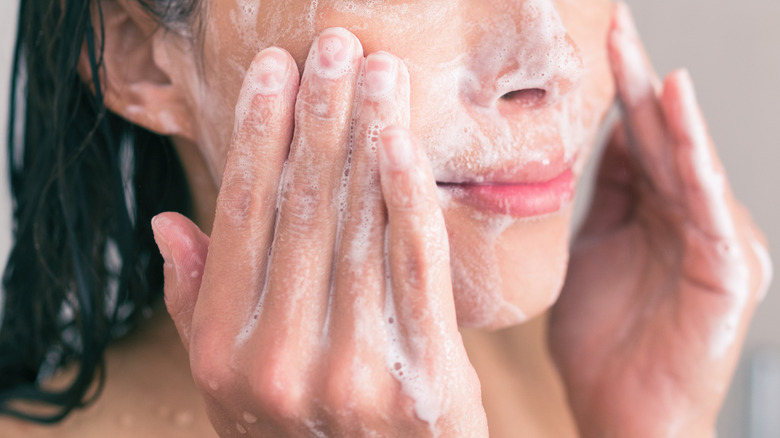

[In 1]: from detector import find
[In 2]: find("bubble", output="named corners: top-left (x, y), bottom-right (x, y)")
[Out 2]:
top-left (174, 410), bottom-right (195, 427)
top-left (243, 412), bottom-right (258, 424)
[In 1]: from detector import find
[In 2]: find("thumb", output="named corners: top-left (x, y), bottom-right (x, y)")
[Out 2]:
top-left (151, 212), bottom-right (210, 351)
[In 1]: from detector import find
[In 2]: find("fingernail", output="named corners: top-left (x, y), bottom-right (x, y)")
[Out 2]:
top-left (151, 215), bottom-right (175, 267)
top-left (380, 127), bottom-right (413, 170)
top-left (251, 47), bottom-right (290, 95)
top-left (363, 52), bottom-right (398, 100)
top-left (312, 28), bottom-right (356, 78)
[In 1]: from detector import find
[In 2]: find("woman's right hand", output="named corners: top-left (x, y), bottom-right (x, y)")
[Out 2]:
top-left (151, 28), bottom-right (488, 437)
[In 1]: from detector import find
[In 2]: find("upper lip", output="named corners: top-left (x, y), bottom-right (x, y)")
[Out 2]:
top-left (434, 154), bottom-right (577, 186)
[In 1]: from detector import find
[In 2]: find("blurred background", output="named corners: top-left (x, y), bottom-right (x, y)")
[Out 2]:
top-left (0, 0), bottom-right (778, 435)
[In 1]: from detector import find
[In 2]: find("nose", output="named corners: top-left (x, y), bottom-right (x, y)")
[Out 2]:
top-left (462, 0), bottom-right (585, 110)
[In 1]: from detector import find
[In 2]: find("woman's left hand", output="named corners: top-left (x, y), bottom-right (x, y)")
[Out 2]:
top-left (550, 4), bottom-right (772, 437)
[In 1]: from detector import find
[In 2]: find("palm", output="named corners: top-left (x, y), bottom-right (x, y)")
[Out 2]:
top-left (551, 144), bottom-right (747, 435)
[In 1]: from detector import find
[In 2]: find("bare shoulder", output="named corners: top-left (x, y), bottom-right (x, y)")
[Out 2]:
top-left (0, 310), bottom-right (218, 438)
top-left (0, 400), bottom-right (217, 438)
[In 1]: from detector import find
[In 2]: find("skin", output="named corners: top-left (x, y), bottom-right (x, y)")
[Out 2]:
top-left (0, 0), bottom-right (770, 437)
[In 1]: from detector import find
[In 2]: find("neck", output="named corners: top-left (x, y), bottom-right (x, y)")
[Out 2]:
top-left (461, 313), bottom-right (579, 437)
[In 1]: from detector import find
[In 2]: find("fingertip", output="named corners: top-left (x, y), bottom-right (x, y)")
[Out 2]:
top-left (307, 27), bottom-right (364, 80)
top-left (612, 2), bottom-right (637, 38)
top-left (234, 48), bottom-right (298, 140)
top-left (662, 68), bottom-right (710, 150)
top-left (362, 51), bottom-right (403, 101)
top-left (607, 3), bottom-right (661, 110)
top-left (378, 126), bottom-right (415, 171)
top-left (247, 48), bottom-right (294, 94)
top-left (151, 212), bottom-right (179, 266)
top-left (151, 212), bottom-right (209, 303)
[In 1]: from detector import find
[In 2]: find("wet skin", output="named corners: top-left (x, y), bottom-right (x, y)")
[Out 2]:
top-left (46, 0), bottom-right (772, 436)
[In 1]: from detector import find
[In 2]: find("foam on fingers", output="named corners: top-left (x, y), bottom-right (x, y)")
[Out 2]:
top-left (662, 69), bottom-right (737, 241)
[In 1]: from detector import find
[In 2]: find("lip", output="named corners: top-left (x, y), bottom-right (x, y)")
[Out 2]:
top-left (438, 169), bottom-right (575, 218)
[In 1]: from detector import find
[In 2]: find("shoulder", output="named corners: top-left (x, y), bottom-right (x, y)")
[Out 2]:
top-left (0, 310), bottom-right (217, 438)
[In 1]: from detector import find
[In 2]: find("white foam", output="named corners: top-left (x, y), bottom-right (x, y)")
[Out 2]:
top-left (202, 0), bottom-right (604, 334)
top-left (383, 277), bottom-right (443, 435)
top-left (307, 28), bottom-right (357, 80)
top-left (405, 0), bottom-right (590, 186)
top-left (242, 412), bottom-right (258, 424)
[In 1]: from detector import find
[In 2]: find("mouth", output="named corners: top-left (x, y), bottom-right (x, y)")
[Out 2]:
top-left (437, 168), bottom-right (575, 218)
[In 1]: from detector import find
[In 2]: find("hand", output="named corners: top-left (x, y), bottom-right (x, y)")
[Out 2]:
top-left (151, 28), bottom-right (487, 437)
top-left (549, 4), bottom-right (772, 437)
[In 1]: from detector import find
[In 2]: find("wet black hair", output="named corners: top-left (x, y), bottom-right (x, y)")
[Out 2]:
top-left (0, 0), bottom-right (200, 423)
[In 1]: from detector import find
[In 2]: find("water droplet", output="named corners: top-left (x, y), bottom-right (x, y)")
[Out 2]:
top-left (118, 412), bottom-right (134, 428)
top-left (236, 422), bottom-right (248, 434)
top-left (243, 412), bottom-right (258, 424)
top-left (174, 410), bottom-right (195, 427)
top-left (209, 381), bottom-right (220, 391)
top-left (156, 404), bottom-right (172, 419)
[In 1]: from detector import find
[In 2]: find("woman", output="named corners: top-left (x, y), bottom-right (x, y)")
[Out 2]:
top-left (0, 0), bottom-right (771, 436)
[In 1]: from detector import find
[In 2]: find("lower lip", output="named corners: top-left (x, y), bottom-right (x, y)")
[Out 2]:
top-left (439, 169), bottom-right (575, 218)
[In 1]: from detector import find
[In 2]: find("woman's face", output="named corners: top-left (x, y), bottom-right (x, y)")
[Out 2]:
top-left (172, 0), bottom-right (615, 328)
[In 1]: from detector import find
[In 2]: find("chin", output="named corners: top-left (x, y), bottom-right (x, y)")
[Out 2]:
top-left (446, 203), bottom-right (573, 330)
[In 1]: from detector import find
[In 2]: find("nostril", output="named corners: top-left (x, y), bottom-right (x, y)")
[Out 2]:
top-left (501, 88), bottom-right (547, 108)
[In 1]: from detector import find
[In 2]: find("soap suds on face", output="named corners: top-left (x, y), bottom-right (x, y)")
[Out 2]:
top-left (201, 0), bottom-right (606, 332)
top-left (229, 0), bottom-right (261, 49)
top-left (407, 0), bottom-right (591, 186)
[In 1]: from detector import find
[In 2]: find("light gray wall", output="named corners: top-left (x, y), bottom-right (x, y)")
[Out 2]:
top-left (0, 0), bottom-right (777, 435)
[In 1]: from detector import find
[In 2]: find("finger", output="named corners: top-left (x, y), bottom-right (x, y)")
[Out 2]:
top-left (151, 212), bottom-right (210, 349)
top-left (659, 71), bottom-right (759, 359)
top-left (608, 2), bottom-right (677, 196)
top-left (258, 28), bottom-right (364, 344)
top-left (577, 121), bottom-right (640, 238)
top-left (663, 69), bottom-right (752, 302)
top-left (661, 69), bottom-right (736, 240)
top-left (378, 127), bottom-right (459, 361)
top-left (190, 47), bottom-right (298, 353)
top-left (328, 53), bottom-right (411, 352)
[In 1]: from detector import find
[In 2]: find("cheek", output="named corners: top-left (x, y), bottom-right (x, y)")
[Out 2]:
top-left (561, 0), bottom-right (616, 113)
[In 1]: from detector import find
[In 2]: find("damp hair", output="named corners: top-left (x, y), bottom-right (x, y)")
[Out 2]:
top-left (0, 0), bottom-right (200, 423)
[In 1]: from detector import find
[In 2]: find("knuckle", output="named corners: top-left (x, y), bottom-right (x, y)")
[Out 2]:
top-left (278, 183), bottom-right (330, 232)
top-left (233, 94), bottom-right (288, 149)
top-left (249, 358), bottom-right (309, 419)
top-left (320, 365), bottom-right (356, 409)
top-left (189, 333), bottom-right (234, 395)
top-left (319, 357), bottom-right (387, 414)
top-left (296, 87), bottom-right (352, 124)
top-left (216, 141), bottom-right (262, 227)
top-left (216, 180), bottom-right (254, 227)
